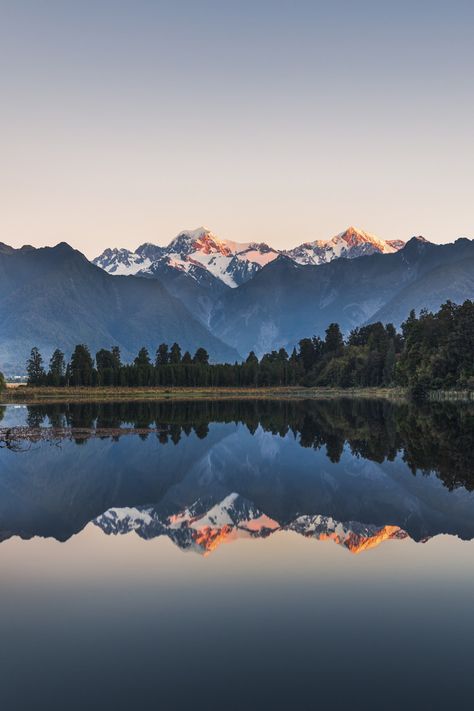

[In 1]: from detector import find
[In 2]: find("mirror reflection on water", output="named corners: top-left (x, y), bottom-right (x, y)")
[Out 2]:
top-left (2, 398), bottom-right (474, 549)
top-left (1, 398), bottom-right (474, 710)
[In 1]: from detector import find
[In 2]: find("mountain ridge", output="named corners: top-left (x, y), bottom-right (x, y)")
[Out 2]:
top-left (94, 495), bottom-right (409, 556)
top-left (0, 242), bottom-right (240, 373)
top-left (93, 225), bottom-right (406, 288)
top-left (209, 236), bottom-right (474, 355)
top-left (2, 233), bottom-right (474, 371)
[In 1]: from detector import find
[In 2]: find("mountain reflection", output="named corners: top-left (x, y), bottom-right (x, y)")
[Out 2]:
top-left (1, 398), bottom-right (474, 553)
top-left (95, 498), bottom-right (408, 556)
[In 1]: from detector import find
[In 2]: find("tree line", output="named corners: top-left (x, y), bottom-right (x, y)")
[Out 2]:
top-left (23, 300), bottom-right (474, 395)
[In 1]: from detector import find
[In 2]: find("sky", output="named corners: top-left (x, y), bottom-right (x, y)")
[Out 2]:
top-left (1, 0), bottom-right (473, 258)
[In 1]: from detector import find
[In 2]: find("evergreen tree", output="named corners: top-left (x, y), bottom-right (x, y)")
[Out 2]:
top-left (170, 343), bottom-right (182, 364)
top-left (155, 343), bottom-right (169, 366)
top-left (193, 347), bottom-right (209, 365)
top-left (246, 351), bottom-right (258, 366)
top-left (26, 347), bottom-right (46, 385)
top-left (96, 349), bottom-right (118, 386)
top-left (383, 340), bottom-right (396, 386)
top-left (133, 347), bottom-right (152, 386)
top-left (298, 338), bottom-right (315, 371)
top-left (48, 349), bottom-right (65, 386)
top-left (324, 323), bottom-right (344, 356)
top-left (111, 346), bottom-right (122, 369)
top-left (134, 347), bottom-right (151, 367)
top-left (244, 351), bottom-right (259, 386)
top-left (70, 345), bottom-right (94, 386)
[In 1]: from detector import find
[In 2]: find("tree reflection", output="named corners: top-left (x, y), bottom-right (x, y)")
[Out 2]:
top-left (15, 398), bottom-right (474, 491)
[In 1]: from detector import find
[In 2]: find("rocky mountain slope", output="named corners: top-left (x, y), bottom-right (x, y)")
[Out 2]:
top-left (210, 236), bottom-right (474, 355)
top-left (0, 242), bottom-right (239, 373)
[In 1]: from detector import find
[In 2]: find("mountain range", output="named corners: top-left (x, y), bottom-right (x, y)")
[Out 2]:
top-left (0, 241), bottom-right (239, 374)
top-left (1, 226), bottom-right (474, 374)
top-left (95, 494), bottom-right (408, 556)
top-left (93, 225), bottom-right (405, 288)
top-left (209, 234), bottom-right (474, 355)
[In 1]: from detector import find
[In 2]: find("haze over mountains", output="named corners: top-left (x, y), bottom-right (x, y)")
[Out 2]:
top-left (1, 226), bottom-right (474, 375)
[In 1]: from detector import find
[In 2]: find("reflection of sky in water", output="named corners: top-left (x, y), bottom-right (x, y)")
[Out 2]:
top-left (0, 403), bottom-right (28, 427)
top-left (1, 527), bottom-right (474, 710)
top-left (2, 402), bottom-right (474, 709)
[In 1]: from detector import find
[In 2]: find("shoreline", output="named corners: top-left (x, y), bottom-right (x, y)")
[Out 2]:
top-left (3, 385), bottom-right (474, 405)
top-left (2, 384), bottom-right (408, 404)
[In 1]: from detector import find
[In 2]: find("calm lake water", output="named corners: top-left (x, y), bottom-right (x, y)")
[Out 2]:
top-left (1, 398), bottom-right (474, 710)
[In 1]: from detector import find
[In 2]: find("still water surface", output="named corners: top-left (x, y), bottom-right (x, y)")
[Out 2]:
top-left (1, 399), bottom-right (474, 710)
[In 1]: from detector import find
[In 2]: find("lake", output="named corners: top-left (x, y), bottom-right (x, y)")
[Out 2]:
top-left (1, 398), bottom-right (474, 710)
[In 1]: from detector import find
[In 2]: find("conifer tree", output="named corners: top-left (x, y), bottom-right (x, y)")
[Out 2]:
top-left (324, 323), bottom-right (344, 356)
top-left (193, 347), bottom-right (209, 365)
top-left (111, 346), bottom-right (122, 368)
top-left (134, 347), bottom-right (151, 367)
top-left (70, 345), bottom-right (94, 386)
top-left (26, 347), bottom-right (46, 385)
top-left (170, 343), bottom-right (182, 364)
top-left (155, 343), bottom-right (169, 366)
top-left (48, 349), bottom-right (65, 386)
top-left (96, 349), bottom-right (118, 386)
top-left (246, 351), bottom-right (258, 366)
top-left (298, 338), bottom-right (315, 371)
top-left (382, 340), bottom-right (396, 385)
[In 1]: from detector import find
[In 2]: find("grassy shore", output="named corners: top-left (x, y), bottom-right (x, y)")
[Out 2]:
top-left (2, 384), bottom-right (408, 404)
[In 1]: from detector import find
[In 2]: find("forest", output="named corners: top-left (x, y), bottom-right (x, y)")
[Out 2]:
top-left (20, 300), bottom-right (474, 397)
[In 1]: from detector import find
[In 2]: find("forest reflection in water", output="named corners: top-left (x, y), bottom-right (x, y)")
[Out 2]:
top-left (3, 399), bottom-right (474, 711)
top-left (1, 398), bottom-right (474, 554)
top-left (2, 397), bottom-right (474, 491)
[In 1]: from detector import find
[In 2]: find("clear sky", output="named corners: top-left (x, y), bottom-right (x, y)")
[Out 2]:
top-left (1, 0), bottom-right (473, 257)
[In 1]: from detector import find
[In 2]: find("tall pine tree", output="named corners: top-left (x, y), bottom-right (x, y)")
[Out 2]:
top-left (27, 347), bottom-right (46, 385)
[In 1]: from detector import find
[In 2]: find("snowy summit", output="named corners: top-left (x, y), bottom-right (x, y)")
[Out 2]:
top-left (93, 226), bottom-right (405, 287)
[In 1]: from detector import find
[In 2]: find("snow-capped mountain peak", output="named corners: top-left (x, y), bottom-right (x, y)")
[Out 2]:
top-left (162, 228), bottom-right (281, 287)
top-left (284, 226), bottom-right (405, 266)
top-left (92, 246), bottom-right (154, 275)
top-left (336, 226), bottom-right (386, 248)
top-left (93, 227), bottom-right (280, 287)
top-left (93, 225), bottom-right (406, 286)
top-left (169, 228), bottom-right (236, 257)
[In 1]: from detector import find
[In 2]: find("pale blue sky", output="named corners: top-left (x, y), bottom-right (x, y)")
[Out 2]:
top-left (1, 0), bottom-right (473, 256)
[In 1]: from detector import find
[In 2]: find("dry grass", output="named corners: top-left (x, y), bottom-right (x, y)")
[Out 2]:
top-left (2, 384), bottom-right (407, 404)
